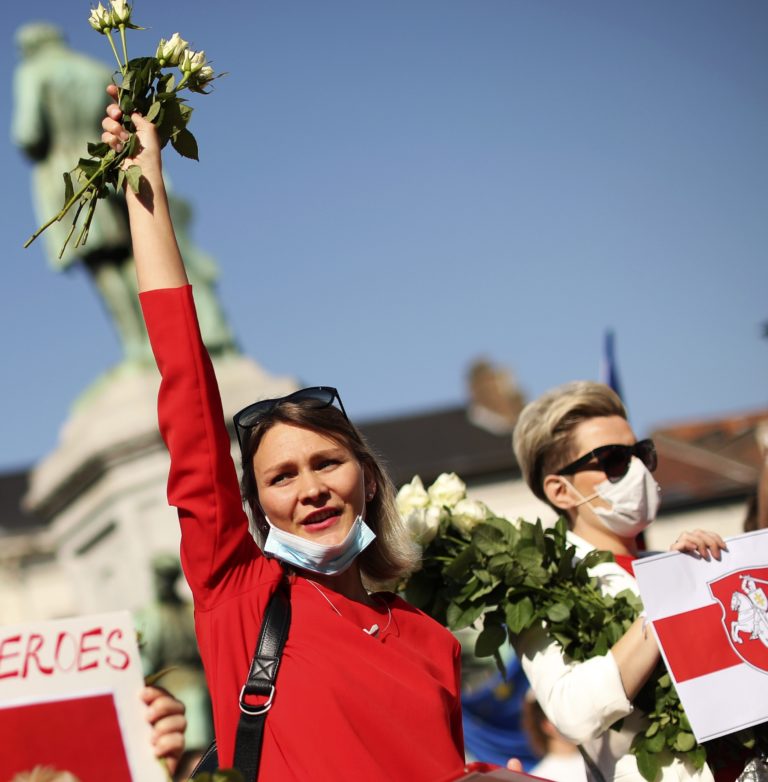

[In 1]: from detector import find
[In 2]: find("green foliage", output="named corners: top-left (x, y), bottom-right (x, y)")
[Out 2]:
top-left (193, 771), bottom-right (244, 782)
top-left (407, 510), bottom-right (768, 782)
top-left (24, 2), bottom-right (219, 257)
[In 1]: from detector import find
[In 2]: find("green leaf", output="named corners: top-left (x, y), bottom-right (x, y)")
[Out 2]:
top-left (445, 546), bottom-right (477, 579)
top-left (87, 141), bottom-right (110, 158)
top-left (546, 602), bottom-right (571, 622)
top-left (582, 549), bottom-right (614, 568)
top-left (475, 622), bottom-right (507, 658)
top-left (505, 596), bottom-right (535, 634)
top-left (62, 172), bottom-right (74, 206)
top-left (635, 749), bottom-right (660, 782)
top-left (488, 552), bottom-right (513, 572)
top-left (673, 732), bottom-right (696, 752)
top-left (457, 576), bottom-right (480, 600)
top-left (179, 102), bottom-right (194, 124)
top-left (146, 101), bottom-right (162, 123)
top-left (77, 158), bottom-right (101, 177)
top-left (125, 165), bottom-right (143, 194)
top-left (502, 560), bottom-right (525, 586)
top-left (172, 127), bottom-right (199, 160)
top-left (446, 601), bottom-right (486, 630)
top-left (644, 731), bottom-right (666, 753)
top-left (473, 524), bottom-right (507, 557)
top-left (126, 134), bottom-right (141, 158)
top-left (549, 631), bottom-right (573, 652)
top-left (688, 745), bottom-right (707, 769)
top-left (158, 72), bottom-right (176, 93)
top-left (517, 541), bottom-right (544, 566)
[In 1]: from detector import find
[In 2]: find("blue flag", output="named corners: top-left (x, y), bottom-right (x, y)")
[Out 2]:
top-left (601, 329), bottom-right (624, 400)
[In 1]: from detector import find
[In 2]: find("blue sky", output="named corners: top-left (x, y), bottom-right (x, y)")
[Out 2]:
top-left (2, 1), bottom-right (766, 472)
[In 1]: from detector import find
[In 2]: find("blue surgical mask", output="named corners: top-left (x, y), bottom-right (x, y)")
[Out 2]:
top-left (262, 514), bottom-right (376, 575)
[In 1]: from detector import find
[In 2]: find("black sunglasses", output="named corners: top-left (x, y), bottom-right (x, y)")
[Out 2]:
top-left (233, 386), bottom-right (349, 451)
top-left (556, 439), bottom-right (657, 483)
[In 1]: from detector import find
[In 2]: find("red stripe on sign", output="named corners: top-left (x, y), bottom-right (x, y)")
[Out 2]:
top-left (653, 604), bottom-right (742, 683)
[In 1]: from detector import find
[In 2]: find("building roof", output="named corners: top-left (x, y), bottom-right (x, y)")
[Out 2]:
top-left (2, 405), bottom-right (764, 533)
top-left (359, 404), bottom-right (518, 488)
top-left (651, 408), bottom-right (767, 510)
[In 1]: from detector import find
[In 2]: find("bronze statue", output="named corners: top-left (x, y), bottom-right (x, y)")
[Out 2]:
top-left (135, 554), bottom-right (213, 751)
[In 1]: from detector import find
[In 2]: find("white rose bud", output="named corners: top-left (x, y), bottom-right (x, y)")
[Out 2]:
top-left (157, 33), bottom-right (188, 66)
top-left (427, 472), bottom-right (467, 509)
top-left (450, 498), bottom-right (490, 535)
top-left (197, 65), bottom-right (215, 82)
top-left (181, 49), bottom-right (207, 75)
top-left (109, 0), bottom-right (131, 24)
top-left (188, 63), bottom-right (215, 93)
top-left (88, 3), bottom-right (113, 33)
top-left (396, 475), bottom-right (430, 518)
top-left (404, 504), bottom-right (444, 546)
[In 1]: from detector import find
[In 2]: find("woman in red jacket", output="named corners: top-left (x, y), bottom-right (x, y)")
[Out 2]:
top-left (101, 87), bottom-right (474, 782)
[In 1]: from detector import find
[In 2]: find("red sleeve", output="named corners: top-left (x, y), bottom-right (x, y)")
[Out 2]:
top-left (140, 285), bottom-right (261, 607)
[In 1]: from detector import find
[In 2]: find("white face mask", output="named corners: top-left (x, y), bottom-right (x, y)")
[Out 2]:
top-left (568, 457), bottom-right (662, 538)
top-left (262, 514), bottom-right (376, 575)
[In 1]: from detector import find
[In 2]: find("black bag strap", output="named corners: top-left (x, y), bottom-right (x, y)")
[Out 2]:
top-left (233, 576), bottom-right (291, 778)
top-left (189, 576), bottom-right (291, 781)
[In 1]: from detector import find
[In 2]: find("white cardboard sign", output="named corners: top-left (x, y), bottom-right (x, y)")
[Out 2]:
top-left (0, 610), bottom-right (166, 781)
top-left (633, 529), bottom-right (768, 742)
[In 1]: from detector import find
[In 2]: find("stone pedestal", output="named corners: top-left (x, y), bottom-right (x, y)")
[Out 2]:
top-left (23, 356), bottom-right (295, 619)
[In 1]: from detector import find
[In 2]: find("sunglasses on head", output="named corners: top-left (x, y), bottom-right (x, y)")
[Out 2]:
top-left (556, 438), bottom-right (657, 483)
top-left (233, 386), bottom-right (349, 452)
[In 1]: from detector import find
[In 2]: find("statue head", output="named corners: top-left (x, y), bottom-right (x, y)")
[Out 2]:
top-left (15, 22), bottom-right (67, 59)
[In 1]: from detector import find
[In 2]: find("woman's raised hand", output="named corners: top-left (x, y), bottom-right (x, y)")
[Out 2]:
top-left (101, 84), bottom-right (162, 176)
top-left (670, 528), bottom-right (728, 560)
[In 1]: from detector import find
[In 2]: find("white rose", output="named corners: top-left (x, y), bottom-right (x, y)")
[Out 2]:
top-left (450, 498), bottom-right (489, 535)
top-left (404, 504), bottom-right (444, 546)
top-left (427, 472), bottom-right (467, 509)
top-left (396, 475), bottom-right (430, 518)
top-left (157, 33), bottom-right (189, 66)
top-left (88, 3), bottom-right (113, 33)
top-left (181, 49), bottom-right (207, 75)
top-left (110, 0), bottom-right (132, 24)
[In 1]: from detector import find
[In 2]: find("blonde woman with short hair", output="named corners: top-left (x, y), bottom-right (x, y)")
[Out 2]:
top-left (512, 381), bottom-right (727, 782)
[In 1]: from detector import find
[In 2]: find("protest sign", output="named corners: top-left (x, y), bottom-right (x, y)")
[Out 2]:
top-left (0, 610), bottom-right (166, 781)
top-left (633, 528), bottom-right (768, 742)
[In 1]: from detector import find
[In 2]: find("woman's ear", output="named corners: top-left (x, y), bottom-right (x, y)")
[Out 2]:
top-left (543, 474), bottom-right (578, 511)
top-left (363, 465), bottom-right (377, 502)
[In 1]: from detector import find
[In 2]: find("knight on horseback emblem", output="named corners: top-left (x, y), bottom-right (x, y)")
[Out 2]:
top-left (710, 567), bottom-right (768, 672)
top-left (731, 575), bottom-right (768, 646)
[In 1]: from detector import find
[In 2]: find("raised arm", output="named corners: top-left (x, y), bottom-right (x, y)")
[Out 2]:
top-left (101, 83), bottom-right (187, 292)
top-left (101, 86), bottom-right (260, 605)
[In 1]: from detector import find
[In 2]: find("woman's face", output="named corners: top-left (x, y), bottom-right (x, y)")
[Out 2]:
top-left (566, 415), bottom-right (637, 508)
top-left (556, 415), bottom-right (640, 545)
top-left (252, 422), bottom-right (368, 545)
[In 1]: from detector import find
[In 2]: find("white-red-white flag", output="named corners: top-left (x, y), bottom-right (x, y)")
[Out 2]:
top-left (633, 529), bottom-right (768, 742)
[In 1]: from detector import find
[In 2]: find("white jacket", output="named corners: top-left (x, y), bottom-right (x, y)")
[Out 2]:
top-left (515, 532), bottom-right (714, 782)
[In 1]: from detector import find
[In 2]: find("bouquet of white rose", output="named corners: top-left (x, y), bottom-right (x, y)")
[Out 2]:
top-left (24, 0), bottom-right (220, 258)
top-left (397, 472), bottom-right (768, 782)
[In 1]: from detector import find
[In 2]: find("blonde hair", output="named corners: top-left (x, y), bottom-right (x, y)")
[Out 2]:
top-left (513, 381), bottom-right (626, 506)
